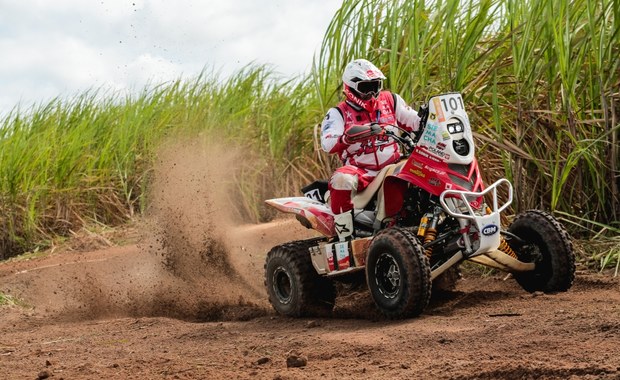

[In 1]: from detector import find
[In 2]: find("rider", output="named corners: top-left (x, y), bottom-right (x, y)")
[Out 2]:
top-left (320, 58), bottom-right (421, 241)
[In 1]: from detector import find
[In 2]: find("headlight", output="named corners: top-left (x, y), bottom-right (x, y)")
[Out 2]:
top-left (447, 121), bottom-right (464, 134)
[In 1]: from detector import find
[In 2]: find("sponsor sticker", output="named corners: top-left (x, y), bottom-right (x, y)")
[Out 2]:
top-left (481, 224), bottom-right (499, 236)
top-left (433, 97), bottom-right (445, 122)
top-left (424, 165), bottom-right (446, 175)
top-left (410, 168), bottom-right (426, 178)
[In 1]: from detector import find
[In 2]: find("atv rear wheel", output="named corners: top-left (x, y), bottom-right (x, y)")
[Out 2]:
top-left (264, 238), bottom-right (336, 317)
top-left (366, 228), bottom-right (431, 318)
top-left (508, 210), bottom-right (575, 293)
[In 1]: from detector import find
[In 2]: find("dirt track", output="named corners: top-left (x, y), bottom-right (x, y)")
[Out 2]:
top-left (1, 141), bottom-right (619, 379)
top-left (1, 218), bottom-right (619, 380)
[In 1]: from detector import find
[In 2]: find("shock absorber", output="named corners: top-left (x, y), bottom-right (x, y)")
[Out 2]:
top-left (418, 206), bottom-right (441, 258)
top-left (498, 236), bottom-right (518, 258)
top-left (423, 228), bottom-right (437, 257)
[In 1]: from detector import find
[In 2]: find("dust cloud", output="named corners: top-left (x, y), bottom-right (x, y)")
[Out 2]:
top-left (1, 135), bottom-right (329, 322)
top-left (1, 136), bottom-right (298, 322)
top-left (138, 136), bottom-right (269, 321)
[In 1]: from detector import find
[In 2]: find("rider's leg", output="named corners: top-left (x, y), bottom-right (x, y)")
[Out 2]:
top-left (333, 211), bottom-right (354, 242)
top-left (329, 166), bottom-right (374, 241)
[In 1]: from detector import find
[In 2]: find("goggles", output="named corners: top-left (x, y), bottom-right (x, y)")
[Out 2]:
top-left (352, 79), bottom-right (382, 97)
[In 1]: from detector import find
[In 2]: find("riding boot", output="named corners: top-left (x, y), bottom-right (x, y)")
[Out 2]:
top-left (334, 211), bottom-right (354, 242)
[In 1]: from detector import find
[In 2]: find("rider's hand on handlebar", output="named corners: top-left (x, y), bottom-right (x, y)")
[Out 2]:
top-left (342, 123), bottom-right (384, 144)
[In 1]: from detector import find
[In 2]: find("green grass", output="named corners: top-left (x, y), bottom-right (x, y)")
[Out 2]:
top-left (0, 68), bottom-right (322, 258)
top-left (0, 0), bottom-right (618, 271)
top-left (0, 292), bottom-right (20, 307)
top-left (315, 0), bottom-right (619, 267)
top-left (599, 246), bottom-right (620, 276)
top-left (317, 0), bottom-right (619, 225)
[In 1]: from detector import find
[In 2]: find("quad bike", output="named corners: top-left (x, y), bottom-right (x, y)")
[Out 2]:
top-left (264, 92), bottom-right (575, 319)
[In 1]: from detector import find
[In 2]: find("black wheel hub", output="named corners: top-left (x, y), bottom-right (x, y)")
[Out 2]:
top-left (375, 252), bottom-right (401, 299)
top-left (272, 266), bottom-right (292, 304)
top-left (520, 244), bottom-right (543, 263)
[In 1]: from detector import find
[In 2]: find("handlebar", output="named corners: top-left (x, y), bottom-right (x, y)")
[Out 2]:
top-left (384, 126), bottom-right (416, 157)
top-left (382, 102), bottom-right (429, 156)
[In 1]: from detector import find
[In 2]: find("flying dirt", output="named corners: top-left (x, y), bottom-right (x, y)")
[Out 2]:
top-left (0, 138), bottom-right (619, 379)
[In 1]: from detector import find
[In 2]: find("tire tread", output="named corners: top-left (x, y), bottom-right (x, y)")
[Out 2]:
top-left (510, 210), bottom-right (575, 292)
top-left (264, 238), bottom-right (335, 317)
top-left (366, 228), bottom-right (432, 318)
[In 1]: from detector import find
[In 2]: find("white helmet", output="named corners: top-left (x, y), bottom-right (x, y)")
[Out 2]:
top-left (342, 59), bottom-right (386, 111)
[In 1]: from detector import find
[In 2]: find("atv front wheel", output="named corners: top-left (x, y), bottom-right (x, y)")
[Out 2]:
top-left (508, 210), bottom-right (575, 293)
top-left (264, 238), bottom-right (336, 317)
top-left (366, 228), bottom-right (431, 318)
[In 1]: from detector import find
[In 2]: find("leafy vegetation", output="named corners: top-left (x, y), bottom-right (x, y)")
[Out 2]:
top-left (0, 0), bottom-right (618, 270)
top-left (0, 291), bottom-right (20, 307)
top-left (315, 0), bottom-right (619, 226)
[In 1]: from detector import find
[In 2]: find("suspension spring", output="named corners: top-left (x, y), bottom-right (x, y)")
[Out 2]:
top-left (498, 236), bottom-right (518, 258)
top-left (423, 228), bottom-right (437, 257)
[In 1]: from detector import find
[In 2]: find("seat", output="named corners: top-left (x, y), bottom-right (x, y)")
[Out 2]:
top-left (352, 163), bottom-right (398, 209)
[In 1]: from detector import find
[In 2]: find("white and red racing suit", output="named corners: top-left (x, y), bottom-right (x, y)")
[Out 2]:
top-left (321, 91), bottom-right (420, 214)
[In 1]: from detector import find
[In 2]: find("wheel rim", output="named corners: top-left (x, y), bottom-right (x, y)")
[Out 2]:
top-left (512, 228), bottom-right (551, 276)
top-left (272, 266), bottom-right (293, 304)
top-left (374, 252), bottom-right (401, 299)
top-left (524, 241), bottom-right (551, 277)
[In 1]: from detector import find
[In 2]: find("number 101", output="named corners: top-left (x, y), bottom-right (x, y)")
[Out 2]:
top-left (441, 96), bottom-right (464, 112)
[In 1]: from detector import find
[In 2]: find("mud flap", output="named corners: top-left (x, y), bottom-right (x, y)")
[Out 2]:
top-left (310, 237), bottom-right (371, 276)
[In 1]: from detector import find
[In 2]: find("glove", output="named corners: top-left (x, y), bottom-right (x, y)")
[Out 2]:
top-left (343, 123), bottom-right (383, 144)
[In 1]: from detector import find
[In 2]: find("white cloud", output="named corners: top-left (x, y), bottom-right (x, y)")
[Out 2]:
top-left (0, 0), bottom-right (341, 116)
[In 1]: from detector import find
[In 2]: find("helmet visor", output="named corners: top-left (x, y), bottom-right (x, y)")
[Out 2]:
top-left (354, 79), bottom-right (382, 97)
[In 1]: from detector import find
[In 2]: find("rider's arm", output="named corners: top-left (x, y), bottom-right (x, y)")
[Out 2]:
top-left (320, 108), bottom-right (348, 154)
top-left (394, 93), bottom-right (421, 132)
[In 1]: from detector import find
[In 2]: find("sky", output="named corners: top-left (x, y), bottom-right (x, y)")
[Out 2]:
top-left (0, 0), bottom-right (342, 115)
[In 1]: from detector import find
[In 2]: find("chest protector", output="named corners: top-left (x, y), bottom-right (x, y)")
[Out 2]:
top-left (336, 91), bottom-right (401, 171)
